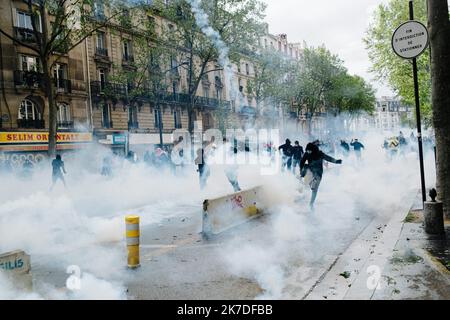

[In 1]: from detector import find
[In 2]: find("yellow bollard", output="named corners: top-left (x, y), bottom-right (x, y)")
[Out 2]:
top-left (125, 215), bottom-right (140, 269)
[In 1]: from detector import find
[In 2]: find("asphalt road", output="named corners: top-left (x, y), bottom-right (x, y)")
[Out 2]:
top-left (125, 198), bottom-right (376, 299)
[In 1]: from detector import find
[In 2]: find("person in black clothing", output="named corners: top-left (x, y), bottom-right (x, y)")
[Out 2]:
top-left (278, 139), bottom-right (294, 172)
top-left (101, 156), bottom-right (112, 177)
top-left (195, 148), bottom-right (210, 190)
top-left (340, 140), bottom-right (350, 157)
top-left (300, 143), bottom-right (342, 209)
top-left (292, 141), bottom-right (304, 175)
top-left (50, 154), bottom-right (67, 190)
top-left (350, 139), bottom-right (365, 160)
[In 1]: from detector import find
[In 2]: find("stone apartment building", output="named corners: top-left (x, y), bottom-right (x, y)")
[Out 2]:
top-left (373, 96), bottom-right (413, 131)
top-left (0, 0), bottom-right (92, 164)
top-left (0, 0), bottom-right (303, 164)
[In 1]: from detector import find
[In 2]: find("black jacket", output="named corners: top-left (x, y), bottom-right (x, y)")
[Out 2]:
top-left (341, 142), bottom-right (350, 152)
top-left (350, 141), bottom-right (364, 151)
top-left (292, 145), bottom-right (304, 160)
top-left (278, 143), bottom-right (293, 157)
top-left (300, 151), bottom-right (340, 178)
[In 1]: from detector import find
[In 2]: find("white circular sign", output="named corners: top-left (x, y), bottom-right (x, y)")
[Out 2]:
top-left (392, 20), bottom-right (429, 59)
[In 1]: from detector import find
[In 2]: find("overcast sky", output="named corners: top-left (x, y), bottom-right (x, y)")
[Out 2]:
top-left (263, 0), bottom-right (393, 98)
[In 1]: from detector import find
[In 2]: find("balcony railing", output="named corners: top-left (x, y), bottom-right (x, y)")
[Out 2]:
top-left (91, 81), bottom-right (128, 96)
top-left (15, 71), bottom-right (73, 93)
top-left (90, 81), bottom-right (231, 109)
top-left (95, 47), bottom-right (108, 57)
top-left (54, 78), bottom-right (72, 93)
top-left (14, 70), bottom-right (42, 88)
top-left (17, 119), bottom-right (45, 129)
top-left (57, 121), bottom-right (74, 129)
top-left (14, 27), bottom-right (40, 43)
top-left (122, 54), bottom-right (134, 63)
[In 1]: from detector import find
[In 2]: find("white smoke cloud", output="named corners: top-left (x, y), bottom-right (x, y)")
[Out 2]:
top-left (220, 123), bottom-right (436, 299)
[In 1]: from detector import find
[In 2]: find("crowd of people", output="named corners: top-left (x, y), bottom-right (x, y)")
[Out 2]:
top-left (382, 130), bottom-right (435, 160)
top-left (0, 128), bottom-right (436, 211)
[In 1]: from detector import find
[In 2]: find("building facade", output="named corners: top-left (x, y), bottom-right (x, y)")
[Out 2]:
top-left (0, 0), bottom-right (304, 164)
top-left (373, 96), bottom-right (413, 131)
top-left (0, 0), bottom-right (93, 167)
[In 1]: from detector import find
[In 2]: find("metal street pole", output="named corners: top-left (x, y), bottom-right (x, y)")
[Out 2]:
top-left (158, 100), bottom-right (163, 148)
top-left (409, 0), bottom-right (427, 203)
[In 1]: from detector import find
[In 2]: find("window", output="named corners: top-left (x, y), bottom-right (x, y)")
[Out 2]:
top-left (98, 68), bottom-right (107, 89)
top-left (54, 64), bottom-right (67, 90)
top-left (93, 0), bottom-right (105, 18)
top-left (203, 86), bottom-right (209, 98)
top-left (97, 31), bottom-right (105, 49)
top-left (102, 104), bottom-right (112, 128)
top-left (216, 86), bottom-right (222, 100)
top-left (18, 99), bottom-right (40, 120)
top-left (237, 63), bottom-right (241, 73)
top-left (172, 81), bottom-right (178, 95)
top-left (17, 11), bottom-right (32, 29)
top-left (238, 78), bottom-right (243, 92)
top-left (264, 39), bottom-right (268, 48)
top-left (123, 39), bottom-right (133, 60)
top-left (174, 110), bottom-right (181, 129)
top-left (170, 56), bottom-right (179, 76)
top-left (21, 55), bottom-right (38, 71)
top-left (57, 103), bottom-right (71, 124)
top-left (128, 106), bottom-right (138, 128)
top-left (245, 63), bottom-right (250, 75)
top-left (16, 11), bottom-right (40, 31)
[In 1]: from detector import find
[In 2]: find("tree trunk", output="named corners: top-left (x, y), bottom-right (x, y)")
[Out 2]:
top-left (42, 59), bottom-right (57, 158)
top-left (427, 0), bottom-right (450, 217)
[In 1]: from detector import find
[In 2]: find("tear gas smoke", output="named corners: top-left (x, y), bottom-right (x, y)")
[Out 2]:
top-left (220, 118), bottom-right (436, 299)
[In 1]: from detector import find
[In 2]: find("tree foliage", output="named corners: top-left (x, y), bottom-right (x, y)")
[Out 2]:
top-left (364, 0), bottom-right (432, 124)
top-left (163, 0), bottom-right (266, 133)
top-left (246, 48), bottom-right (293, 112)
top-left (0, 0), bottom-right (132, 155)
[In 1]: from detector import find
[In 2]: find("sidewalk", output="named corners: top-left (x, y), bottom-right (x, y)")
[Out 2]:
top-left (303, 191), bottom-right (449, 300)
top-left (372, 197), bottom-right (450, 299)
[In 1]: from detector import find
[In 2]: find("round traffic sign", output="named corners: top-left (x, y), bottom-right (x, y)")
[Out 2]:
top-left (392, 20), bottom-right (429, 59)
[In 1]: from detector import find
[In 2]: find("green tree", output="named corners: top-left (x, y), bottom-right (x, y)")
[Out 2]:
top-left (326, 74), bottom-right (376, 115)
top-left (0, 0), bottom-right (131, 156)
top-left (246, 48), bottom-right (293, 114)
top-left (364, 0), bottom-right (431, 124)
top-left (325, 73), bottom-right (376, 132)
top-left (164, 0), bottom-right (266, 135)
top-left (292, 45), bottom-right (346, 135)
top-left (107, 12), bottom-right (179, 145)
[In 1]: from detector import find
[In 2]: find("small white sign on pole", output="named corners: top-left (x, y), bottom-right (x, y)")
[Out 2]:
top-left (392, 20), bottom-right (429, 59)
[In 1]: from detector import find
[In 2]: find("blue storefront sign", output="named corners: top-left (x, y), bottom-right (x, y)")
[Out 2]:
top-left (112, 134), bottom-right (127, 145)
